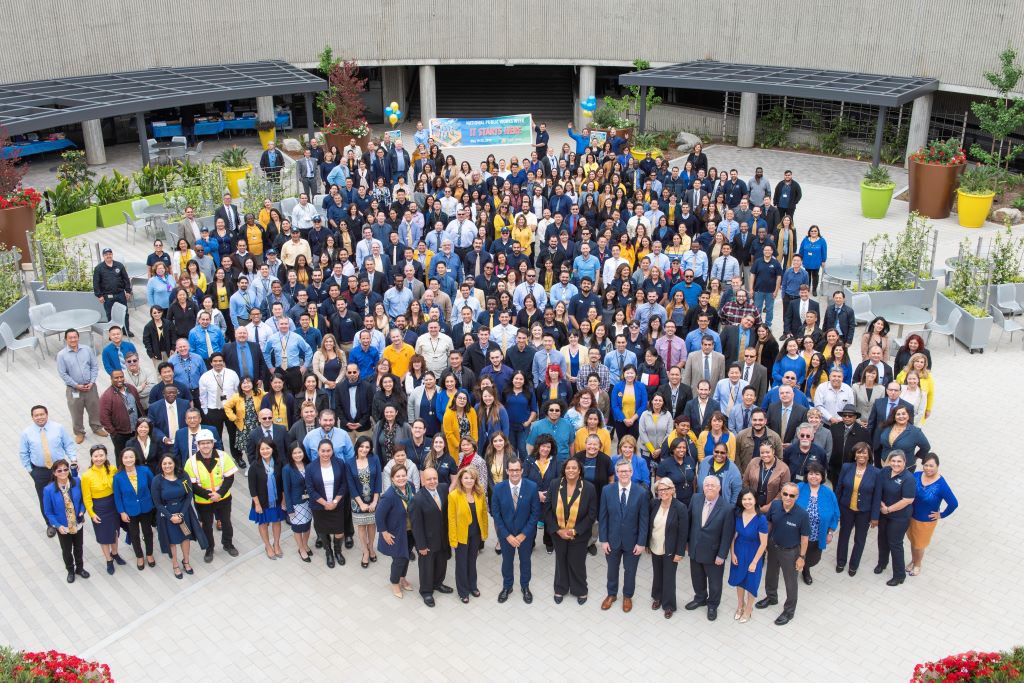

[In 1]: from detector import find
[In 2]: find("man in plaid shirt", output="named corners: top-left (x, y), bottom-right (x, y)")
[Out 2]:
top-left (720, 289), bottom-right (761, 327)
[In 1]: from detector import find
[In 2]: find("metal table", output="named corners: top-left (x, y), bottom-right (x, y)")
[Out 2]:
top-left (873, 304), bottom-right (933, 337)
top-left (40, 309), bottom-right (101, 344)
top-left (824, 265), bottom-right (875, 285)
top-left (139, 204), bottom-right (170, 219)
top-left (151, 143), bottom-right (185, 165)
top-left (125, 261), bottom-right (149, 280)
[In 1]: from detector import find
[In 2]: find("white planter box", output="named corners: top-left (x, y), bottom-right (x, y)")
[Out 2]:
top-left (935, 291), bottom-right (993, 353)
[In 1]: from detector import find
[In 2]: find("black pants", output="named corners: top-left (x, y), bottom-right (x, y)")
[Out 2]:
top-left (837, 506), bottom-right (871, 569)
top-left (301, 176), bottom-right (319, 199)
top-left (765, 543), bottom-right (799, 615)
top-left (112, 432), bottom-right (132, 466)
top-left (689, 559), bottom-right (725, 607)
top-left (30, 466), bottom-right (51, 524)
top-left (606, 546), bottom-right (641, 598)
top-left (102, 292), bottom-right (130, 335)
top-left (58, 529), bottom-right (84, 572)
top-left (127, 510), bottom-right (156, 558)
top-left (805, 543), bottom-right (823, 570)
top-left (552, 537), bottom-right (589, 597)
top-left (613, 419), bottom-right (639, 441)
top-left (651, 553), bottom-right (679, 610)
top-left (418, 547), bottom-right (449, 597)
top-left (196, 498), bottom-right (233, 550)
top-left (390, 555), bottom-right (410, 584)
top-left (806, 268), bottom-right (820, 296)
top-left (224, 420), bottom-right (240, 462)
top-left (454, 532), bottom-right (481, 598)
top-left (344, 501), bottom-right (355, 538)
top-left (877, 513), bottom-right (909, 580)
top-left (205, 409), bottom-right (226, 442)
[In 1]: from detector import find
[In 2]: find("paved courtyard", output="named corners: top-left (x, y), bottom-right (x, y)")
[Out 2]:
top-left (1, 139), bottom-right (1021, 681)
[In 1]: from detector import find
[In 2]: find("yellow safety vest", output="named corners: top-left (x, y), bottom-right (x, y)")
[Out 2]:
top-left (184, 451), bottom-right (238, 504)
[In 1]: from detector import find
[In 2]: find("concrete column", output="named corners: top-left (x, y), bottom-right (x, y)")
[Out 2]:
top-left (419, 65), bottom-right (437, 124)
top-left (256, 96), bottom-right (275, 123)
top-left (82, 119), bottom-right (106, 165)
top-left (738, 92), bottom-right (757, 148)
top-left (577, 65), bottom-right (596, 129)
top-left (381, 66), bottom-right (408, 125)
top-left (906, 93), bottom-right (933, 163)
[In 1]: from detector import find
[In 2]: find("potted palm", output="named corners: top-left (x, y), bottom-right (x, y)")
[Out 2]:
top-left (907, 138), bottom-right (966, 219)
top-left (630, 131), bottom-right (664, 160)
top-left (860, 164), bottom-right (896, 218)
top-left (216, 146), bottom-right (251, 199)
top-left (94, 170), bottom-right (137, 227)
top-left (955, 165), bottom-right (999, 228)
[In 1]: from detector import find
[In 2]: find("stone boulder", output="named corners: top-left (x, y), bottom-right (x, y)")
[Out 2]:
top-left (281, 138), bottom-right (303, 153)
top-left (675, 131), bottom-right (702, 153)
top-left (994, 207), bottom-right (1023, 225)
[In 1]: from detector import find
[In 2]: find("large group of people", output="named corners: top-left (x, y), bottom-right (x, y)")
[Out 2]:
top-left (20, 124), bottom-right (959, 623)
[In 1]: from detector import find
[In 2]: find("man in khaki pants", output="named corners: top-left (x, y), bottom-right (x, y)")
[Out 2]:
top-left (55, 330), bottom-right (108, 444)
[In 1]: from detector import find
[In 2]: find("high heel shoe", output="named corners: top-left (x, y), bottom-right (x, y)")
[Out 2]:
top-left (182, 562), bottom-right (193, 575)
top-left (734, 608), bottom-right (743, 620)
top-left (739, 610), bottom-right (752, 624)
top-left (172, 564), bottom-right (183, 579)
top-left (136, 559), bottom-right (145, 571)
top-left (147, 556), bottom-right (156, 567)
top-left (298, 550), bottom-right (311, 563)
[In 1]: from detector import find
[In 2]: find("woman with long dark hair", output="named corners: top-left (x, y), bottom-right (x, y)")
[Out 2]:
top-left (248, 438), bottom-right (286, 560)
top-left (346, 435), bottom-right (382, 568)
top-left (546, 458), bottom-right (597, 604)
top-left (151, 454), bottom-right (207, 579)
top-left (376, 463), bottom-right (417, 598)
top-left (80, 444), bottom-right (125, 575)
top-left (43, 459), bottom-right (89, 583)
top-left (112, 448), bottom-right (156, 571)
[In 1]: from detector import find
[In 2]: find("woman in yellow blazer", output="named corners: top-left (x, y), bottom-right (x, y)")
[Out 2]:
top-left (448, 465), bottom-right (488, 602)
top-left (510, 215), bottom-right (533, 260)
top-left (442, 389), bottom-right (478, 460)
top-left (695, 412), bottom-right (737, 463)
top-left (493, 204), bottom-right (514, 240)
top-left (80, 444), bottom-right (126, 574)
top-left (223, 377), bottom-right (267, 456)
top-left (896, 352), bottom-right (934, 423)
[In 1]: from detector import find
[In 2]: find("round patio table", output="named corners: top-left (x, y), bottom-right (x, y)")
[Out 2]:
top-left (824, 265), bottom-right (875, 284)
top-left (125, 261), bottom-right (148, 280)
top-left (872, 304), bottom-right (933, 338)
top-left (40, 309), bottom-right (100, 336)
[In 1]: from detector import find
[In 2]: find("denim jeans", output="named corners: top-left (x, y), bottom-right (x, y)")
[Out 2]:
top-left (754, 291), bottom-right (776, 328)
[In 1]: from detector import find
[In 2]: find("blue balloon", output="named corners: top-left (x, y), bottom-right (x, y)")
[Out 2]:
top-left (385, 106), bottom-right (393, 116)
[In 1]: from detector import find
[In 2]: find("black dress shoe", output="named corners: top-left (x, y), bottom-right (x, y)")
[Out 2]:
top-left (522, 588), bottom-right (533, 604)
top-left (423, 596), bottom-right (435, 607)
top-left (470, 590), bottom-right (480, 598)
top-left (886, 577), bottom-right (904, 586)
top-left (224, 546), bottom-right (239, 558)
top-left (577, 596), bottom-right (588, 605)
top-left (47, 525), bottom-right (57, 538)
top-left (460, 597), bottom-right (470, 604)
top-left (127, 331), bottom-right (135, 338)
top-left (553, 595), bottom-right (564, 604)
top-left (76, 569), bottom-right (90, 579)
top-left (315, 538), bottom-right (323, 549)
top-left (801, 569), bottom-right (813, 585)
top-left (835, 564), bottom-right (846, 574)
top-left (848, 567), bottom-right (858, 577)
top-left (707, 606), bottom-right (717, 621)
top-left (873, 565), bottom-right (885, 574)
top-left (345, 537), bottom-right (354, 549)
top-left (684, 599), bottom-right (706, 611)
top-left (436, 584), bottom-right (454, 594)
top-left (204, 549), bottom-right (214, 563)
top-left (494, 546), bottom-right (502, 555)
top-left (755, 597), bottom-right (777, 609)
top-left (587, 544), bottom-right (597, 556)
top-left (546, 545), bottom-right (553, 555)
top-left (325, 549), bottom-right (335, 569)
top-left (775, 612), bottom-right (794, 626)
top-left (335, 553), bottom-right (346, 566)
top-left (66, 572), bottom-right (75, 583)
top-left (498, 589), bottom-right (510, 603)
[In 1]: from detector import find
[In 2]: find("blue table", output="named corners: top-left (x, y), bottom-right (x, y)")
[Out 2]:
top-left (151, 113), bottom-right (291, 138)
top-left (1, 138), bottom-right (76, 159)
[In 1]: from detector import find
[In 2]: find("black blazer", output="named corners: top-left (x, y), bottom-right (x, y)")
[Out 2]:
top-left (648, 498), bottom-right (689, 557)
top-left (222, 341), bottom-right (270, 386)
top-left (687, 492), bottom-right (734, 563)
top-left (834, 463), bottom-right (882, 519)
top-left (731, 231), bottom-right (754, 265)
top-left (853, 359), bottom-right (894, 386)
top-left (247, 457), bottom-right (285, 509)
top-left (125, 430), bottom-right (169, 472)
top-left (214, 204), bottom-right (242, 234)
top-left (304, 457), bottom-right (348, 510)
top-left (866, 396), bottom-right (914, 446)
top-left (827, 421), bottom-right (871, 475)
top-left (411, 484), bottom-right (451, 555)
top-left (822, 304), bottom-right (856, 345)
top-left (766, 402), bottom-right (808, 444)
top-left (247, 424), bottom-right (290, 467)
top-left (544, 479), bottom-right (598, 544)
top-left (659, 382), bottom-right (694, 418)
top-left (142, 320), bottom-right (173, 360)
top-left (683, 398), bottom-right (721, 433)
top-left (720, 324), bottom-right (755, 364)
top-left (784, 298), bottom-right (820, 338)
top-left (293, 389), bottom-right (330, 415)
top-left (334, 379), bottom-right (374, 431)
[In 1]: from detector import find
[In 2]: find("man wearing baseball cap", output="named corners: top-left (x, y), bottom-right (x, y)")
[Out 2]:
top-left (184, 429), bottom-right (240, 562)
top-left (93, 247), bottom-right (133, 336)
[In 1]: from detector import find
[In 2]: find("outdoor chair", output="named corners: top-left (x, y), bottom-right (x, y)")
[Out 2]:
top-left (28, 303), bottom-right (61, 355)
top-left (0, 322), bottom-right (42, 370)
top-left (927, 308), bottom-right (961, 356)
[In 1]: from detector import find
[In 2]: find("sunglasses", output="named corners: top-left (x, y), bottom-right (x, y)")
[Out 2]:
top-left (713, 450), bottom-right (727, 455)
top-left (781, 492), bottom-right (796, 498)
top-left (54, 468), bottom-right (70, 473)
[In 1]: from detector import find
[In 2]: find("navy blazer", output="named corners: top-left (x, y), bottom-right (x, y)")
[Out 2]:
top-left (784, 298), bottom-right (820, 338)
top-left (648, 497), bottom-right (689, 557)
top-left (687, 492), bottom-right (734, 563)
top-left (598, 483), bottom-right (651, 550)
top-left (304, 457), bottom-right (348, 510)
top-left (822, 304), bottom-right (856, 345)
top-left (282, 463), bottom-right (309, 514)
top-left (866, 397), bottom-right (915, 446)
top-left (345, 456), bottom-right (383, 504)
top-left (492, 478), bottom-right (541, 540)
top-left (834, 463), bottom-right (883, 521)
top-left (112, 466), bottom-right (155, 517)
top-left (147, 398), bottom-right (191, 441)
top-left (683, 397), bottom-right (721, 433)
top-left (172, 425), bottom-right (223, 464)
top-left (375, 485), bottom-right (416, 557)
top-left (247, 424), bottom-right (290, 467)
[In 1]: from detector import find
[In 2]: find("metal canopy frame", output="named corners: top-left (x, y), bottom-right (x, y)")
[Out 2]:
top-left (0, 60), bottom-right (327, 164)
top-left (619, 60), bottom-right (939, 165)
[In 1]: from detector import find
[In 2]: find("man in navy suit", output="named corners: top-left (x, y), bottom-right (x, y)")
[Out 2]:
top-left (686, 476), bottom-right (734, 621)
top-left (866, 383), bottom-right (915, 447)
top-left (223, 326), bottom-right (269, 389)
top-left (599, 460), bottom-right (650, 613)
top-left (822, 290), bottom-right (856, 345)
top-left (172, 408), bottom-right (222, 465)
top-left (783, 285), bottom-right (820, 338)
top-left (247, 408), bottom-right (290, 467)
top-left (147, 385), bottom-right (190, 449)
top-left (492, 458), bottom-right (541, 604)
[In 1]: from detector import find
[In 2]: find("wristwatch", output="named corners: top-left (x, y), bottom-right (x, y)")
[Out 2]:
top-left (798, 555), bottom-right (806, 559)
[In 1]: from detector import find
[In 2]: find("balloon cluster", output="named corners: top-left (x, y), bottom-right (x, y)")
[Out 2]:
top-left (385, 101), bottom-right (402, 126)
top-left (580, 95), bottom-right (597, 118)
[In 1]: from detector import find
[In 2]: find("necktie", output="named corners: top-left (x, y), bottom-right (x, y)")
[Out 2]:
top-left (728, 384), bottom-right (737, 411)
top-left (512, 485), bottom-right (519, 510)
top-left (40, 428), bottom-right (52, 468)
top-left (703, 354), bottom-right (711, 381)
top-left (743, 364), bottom-right (750, 382)
top-left (264, 429), bottom-right (272, 439)
top-left (665, 340), bottom-right (672, 368)
top-left (239, 347), bottom-right (250, 378)
top-left (835, 308), bottom-right (842, 332)
top-left (620, 487), bottom-right (627, 509)
top-left (167, 404), bottom-right (178, 439)
top-left (432, 490), bottom-right (441, 509)
top-left (888, 401), bottom-right (895, 418)
top-left (702, 500), bottom-right (712, 526)
top-left (743, 408), bottom-right (751, 429)
top-left (280, 335), bottom-right (288, 369)
top-left (254, 325), bottom-right (261, 347)
top-left (738, 329), bottom-right (747, 361)
top-left (618, 353), bottom-right (624, 374)
top-left (781, 407), bottom-right (791, 438)
top-left (190, 433), bottom-right (198, 456)
top-left (205, 330), bottom-right (213, 356)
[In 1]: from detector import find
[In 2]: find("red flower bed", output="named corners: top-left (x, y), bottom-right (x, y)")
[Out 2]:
top-left (0, 648), bottom-right (113, 682)
top-left (912, 648), bottom-right (1023, 682)
top-left (0, 186), bottom-right (42, 210)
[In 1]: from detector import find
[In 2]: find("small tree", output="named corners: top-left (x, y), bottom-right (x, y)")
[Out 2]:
top-left (602, 59), bottom-right (663, 126)
top-left (970, 49), bottom-right (1024, 171)
top-left (316, 46), bottom-right (368, 135)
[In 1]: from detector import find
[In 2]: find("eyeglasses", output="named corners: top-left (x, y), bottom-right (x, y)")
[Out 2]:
top-left (259, 417), bottom-right (274, 421)
top-left (780, 492), bottom-right (796, 498)
top-left (54, 468), bottom-right (70, 473)
top-left (713, 450), bottom-right (727, 455)
top-left (126, 358), bottom-right (139, 363)
top-left (798, 434), bottom-right (813, 440)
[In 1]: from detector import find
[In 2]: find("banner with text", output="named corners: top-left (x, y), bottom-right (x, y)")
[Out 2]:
top-left (429, 114), bottom-right (533, 147)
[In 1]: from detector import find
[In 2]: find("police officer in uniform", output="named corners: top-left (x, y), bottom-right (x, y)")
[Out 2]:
top-left (93, 247), bottom-right (134, 336)
top-left (184, 429), bottom-right (240, 563)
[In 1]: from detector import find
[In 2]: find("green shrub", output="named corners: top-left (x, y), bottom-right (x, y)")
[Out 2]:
top-left (959, 165), bottom-right (1000, 194)
top-left (756, 106), bottom-right (793, 149)
top-left (863, 165), bottom-right (894, 188)
top-left (0, 244), bottom-right (23, 313)
top-left (133, 165), bottom-right (175, 196)
top-left (94, 170), bottom-right (134, 205)
top-left (47, 180), bottom-right (91, 216)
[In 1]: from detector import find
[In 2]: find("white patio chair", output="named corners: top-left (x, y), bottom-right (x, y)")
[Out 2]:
top-left (990, 305), bottom-right (1024, 351)
top-left (0, 322), bottom-right (42, 370)
top-left (851, 293), bottom-right (874, 326)
top-left (927, 308), bottom-right (961, 356)
top-left (28, 303), bottom-right (61, 355)
top-left (994, 283), bottom-right (1023, 317)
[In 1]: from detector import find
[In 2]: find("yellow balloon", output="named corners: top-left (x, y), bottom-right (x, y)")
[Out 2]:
top-left (389, 114), bottom-right (398, 125)
top-left (583, 110), bottom-right (592, 118)
top-left (390, 101), bottom-right (399, 111)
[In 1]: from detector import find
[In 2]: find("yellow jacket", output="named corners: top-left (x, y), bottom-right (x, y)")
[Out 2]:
top-left (895, 369), bottom-right (934, 416)
top-left (696, 430), bottom-right (737, 463)
top-left (448, 489), bottom-right (489, 546)
top-left (80, 465), bottom-right (115, 518)
top-left (223, 390), bottom-right (268, 430)
top-left (442, 405), bottom-right (478, 458)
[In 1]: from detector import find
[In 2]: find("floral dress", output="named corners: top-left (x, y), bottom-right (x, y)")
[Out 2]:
top-left (235, 396), bottom-right (258, 454)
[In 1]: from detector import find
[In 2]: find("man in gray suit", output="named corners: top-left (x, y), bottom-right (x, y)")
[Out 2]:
top-left (298, 148), bottom-right (320, 199)
top-left (685, 476), bottom-right (734, 622)
top-left (681, 336), bottom-right (726, 394)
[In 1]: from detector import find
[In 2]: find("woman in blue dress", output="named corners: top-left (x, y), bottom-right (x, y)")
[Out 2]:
top-left (728, 488), bottom-right (769, 623)
top-left (248, 438), bottom-right (286, 560)
top-left (150, 454), bottom-right (208, 579)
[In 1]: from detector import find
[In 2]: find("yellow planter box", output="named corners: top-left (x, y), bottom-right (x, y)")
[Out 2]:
top-left (258, 128), bottom-right (275, 150)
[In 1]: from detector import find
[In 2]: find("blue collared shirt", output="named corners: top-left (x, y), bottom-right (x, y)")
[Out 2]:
top-left (603, 349), bottom-right (638, 384)
top-left (684, 328), bottom-right (723, 353)
top-left (383, 287), bottom-right (414, 320)
top-left (57, 345), bottom-right (99, 388)
top-left (302, 427), bottom-right (354, 462)
top-left (19, 421), bottom-right (76, 471)
top-left (169, 352), bottom-right (205, 388)
top-left (262, 331), bottom-right (313, 371)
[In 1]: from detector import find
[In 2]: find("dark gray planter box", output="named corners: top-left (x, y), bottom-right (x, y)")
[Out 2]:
top-left (936, 291), bottom-right (993, 353)
top-left (843, 278), bottom-right (938, 311)
top-left (0, 295), bottom-right (31, 351)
